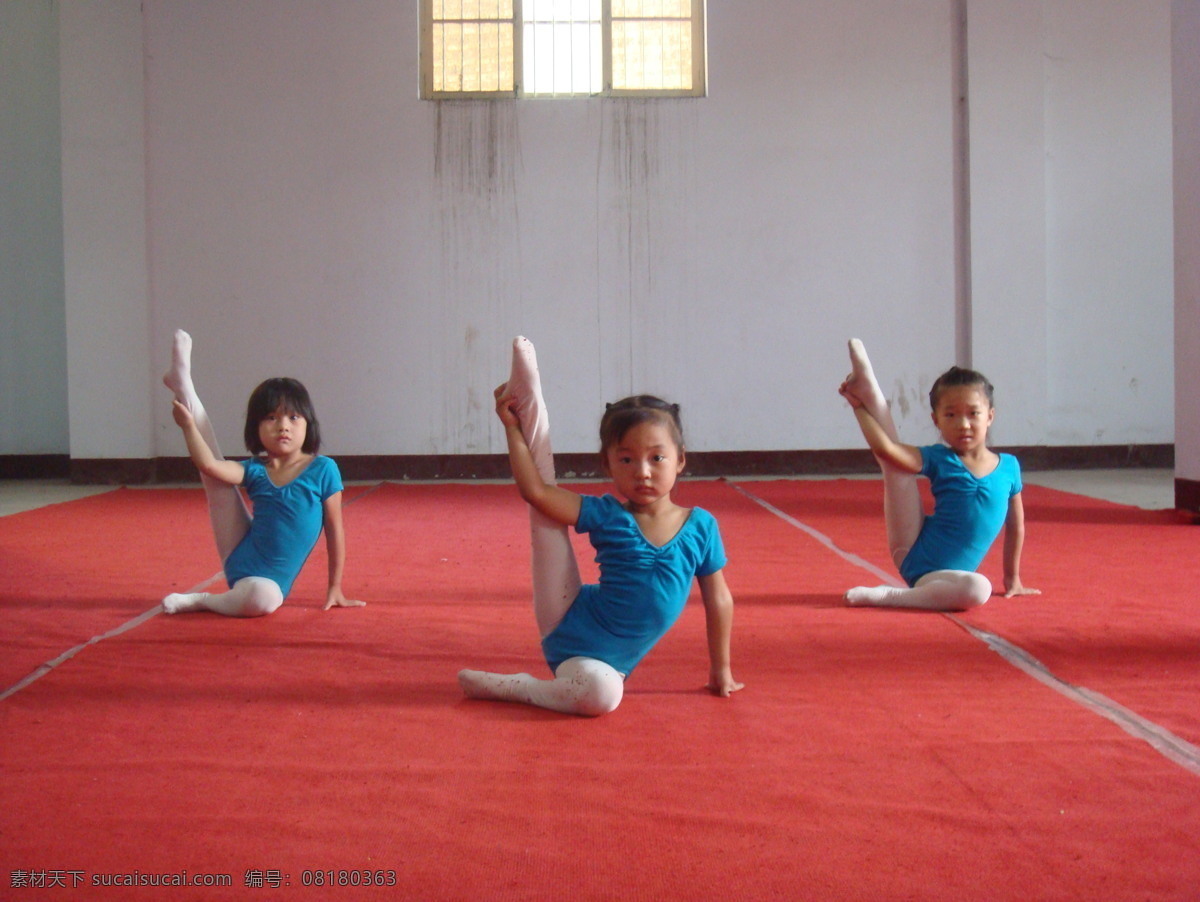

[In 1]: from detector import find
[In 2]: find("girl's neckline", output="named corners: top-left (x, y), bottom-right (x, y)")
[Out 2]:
top-left (260, 453), bottom-right (317, 489)
top-left (619, 497), bottom-right (693, 549)
top-left (953, 448), bottom-right (1000, 480)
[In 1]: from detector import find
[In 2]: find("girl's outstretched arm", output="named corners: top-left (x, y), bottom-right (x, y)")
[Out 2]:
top-left (1002, 492), bottom-right (1039, 597)
top-left (698, 570), bottom-right (744, 697)
top-left (322, 491), bottom-right (364, 610)
top-left (845, 403), bottom-right (923, 474)
top-left (172, 400), bottom-right (244, 485)
top-left (495, 385), bottom-right (582, 526)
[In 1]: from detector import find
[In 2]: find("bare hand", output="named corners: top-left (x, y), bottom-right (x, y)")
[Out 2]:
top-left (1003, 583), bottom-right (1041, 598)
top-left (706, 669), bottom-right (745, 698)
top-left (838, 375), bottom-right (865, 408)
top-left (494, 383), bottom-right (521, 429)
top-left (171, 399), bottom-right (195, 429)
top-left (324, 589), bottom-right (366, 611)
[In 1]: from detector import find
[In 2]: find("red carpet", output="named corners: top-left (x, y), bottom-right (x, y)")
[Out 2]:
top-left (1, 479), bottom-right (1197, 899)
top-left (737, 479), bottom-right (1200, 746)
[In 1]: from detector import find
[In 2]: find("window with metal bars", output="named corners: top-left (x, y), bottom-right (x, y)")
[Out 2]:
top-left (420, 0), bottom-right (706, 99)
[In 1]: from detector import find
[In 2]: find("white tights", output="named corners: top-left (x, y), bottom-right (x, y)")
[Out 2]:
top-left (159, 330), bottom-right (283, 617)
top-left (458, 337), bottom-right (624, 716)
top-left (842, 339), bottom-right (990, 611)
top-left (459, 656), bottom-right (623, 717)
top-left (505, 336), bottom-right (583, 638)
top-left (163, 576), bottom-right (283, 617)
top-left (844, 570), bottom-right (992, 611)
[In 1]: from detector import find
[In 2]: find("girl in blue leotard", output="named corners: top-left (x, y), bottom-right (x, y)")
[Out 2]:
top-left (159, 330), bottom-right (362, 617)
top-left (458, 337), bottom-right (743, 716)
top-left (838, 339), bottom-right (1039, 611)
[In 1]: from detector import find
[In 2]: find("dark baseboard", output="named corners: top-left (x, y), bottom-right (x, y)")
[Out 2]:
top-left (338, 450), bottom-right (890, 481)
top-left (0, 455), bottom-right (70, 479)
top-left (1003, 443), bottom-right (1173, 470)
top-left (0, 443), bottom-right (1177, 485)
top-left (1176, 477), bottom-right (1200, 516)
top-left (67, 458), bottom-right (157, 484)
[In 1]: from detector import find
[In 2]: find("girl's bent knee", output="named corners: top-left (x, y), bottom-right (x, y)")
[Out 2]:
top-left (914, 570), bottom-right (992, 611)
top-left (575, 679), bottom-right (623, 716)
top-left (557, 657), bottom-right (625, 716)
top-left (234, 578), bottom-right (284, 617)
top-left (961, 573), bottom-right (992, 608)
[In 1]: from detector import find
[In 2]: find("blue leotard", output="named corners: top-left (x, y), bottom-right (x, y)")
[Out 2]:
top-left (222, 455), bottom-right (343, 598)
top-left (899, 444), bottom-right (1022, 586)
top-left (541, 493), bottom-right (728, 677)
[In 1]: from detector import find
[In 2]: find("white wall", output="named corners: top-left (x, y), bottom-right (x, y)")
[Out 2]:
top-left (1041, 1), bottom-right (1174, 447)
top-left (60, 0), bottom-right (154, 459)
top-left (968, 0), bottom-right (1174, 448)
top-left (0, 0), bottom-right (67, 454)
top-left (3, 1), bottom-right (1177, 463)
top-left (140, 0), bottom-right (959, 458)
top-left (967, 0), bottom-right (1049, 443)
top-left (1175, 0), bottom-right (1200, 483)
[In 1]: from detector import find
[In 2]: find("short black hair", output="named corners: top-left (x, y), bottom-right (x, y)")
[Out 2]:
top-left (928, 366), bottom-right (994, 410)
top-left (598, 395), bottom-right (685, 457)
top-left (243, 378), bottom-right (321, 454)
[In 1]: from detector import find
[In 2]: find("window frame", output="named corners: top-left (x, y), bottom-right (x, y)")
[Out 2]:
top-left (419, 0), bottom-right (707, 100)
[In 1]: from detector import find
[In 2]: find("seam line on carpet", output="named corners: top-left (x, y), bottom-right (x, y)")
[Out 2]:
top-left (728, 479), bottom-right (1200, 778)
top-left (1, 481), bottom-right (386, 702)
top-left (0, 574), bottom-right (222, 702)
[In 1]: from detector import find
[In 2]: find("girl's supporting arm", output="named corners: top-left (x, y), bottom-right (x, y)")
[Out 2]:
top-left (322, 491), bottom-right (363, 610)
top-left (1002, 492), bottom-right (1039, 597)
top-left (698, 569), bottom-right (744, 697)
top-left (172, 400), bottom-right (244, 485)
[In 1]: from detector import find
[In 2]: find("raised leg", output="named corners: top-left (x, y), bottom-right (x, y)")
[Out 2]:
top-left (162, 576), bottom-right (284, 617)
top-left (843, 338), bottom-right (924, 567)
top-left (504, 336), bottom-right (582, 638)
top-left (458, 656), bottom-right (624, 716)
top-left (162, 329), bottom-right (251, 562)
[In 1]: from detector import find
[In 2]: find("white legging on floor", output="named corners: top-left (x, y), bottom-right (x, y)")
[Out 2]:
top-left (457, 337), bottom-right (624, 715)
top-left (842, 339), bottom-right (991, 611)
top-left (160, 330), bottom-right (283, 617)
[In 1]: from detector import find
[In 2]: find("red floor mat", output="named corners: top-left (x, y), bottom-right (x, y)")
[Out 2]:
top-left (2, 480), bottom-right (1198, 900)
top-left (0, 484), bottom-right (377, 690)
top-left (737, 478), bottom-right (1200, 745)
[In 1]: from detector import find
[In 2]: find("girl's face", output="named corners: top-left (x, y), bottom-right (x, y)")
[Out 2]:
top-left (258, 405), bottom-right (308, 458)
top-left (931, 385), bottom-right (994, 455)
top-left (603, 419), bottom-right (685, 511)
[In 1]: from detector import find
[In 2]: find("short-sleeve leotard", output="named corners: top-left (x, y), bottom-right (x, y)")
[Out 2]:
top-left (222, 455), bottom-right (343, 598)
top-left (899, 444), bottom-right (1022, 586)
top-left (541, 494), bottom-right (727, 676)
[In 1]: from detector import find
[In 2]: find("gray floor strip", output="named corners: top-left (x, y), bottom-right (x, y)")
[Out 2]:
top-left (947, 615), bottom-right (1200, 776)
top-left (730, 479), bottom-right (1200, 778)
top-left (0, 574), bottom-right (220, 702)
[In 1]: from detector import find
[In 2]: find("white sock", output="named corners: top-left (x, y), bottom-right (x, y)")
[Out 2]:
top-left (162, 329), bottom-right (225, 459)
top-left (844, 338), bottom-right (901, 444)
top-left (162, 592), bottom-right (209, 614)
top-left (505, 336), bottom-right (555, 485)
